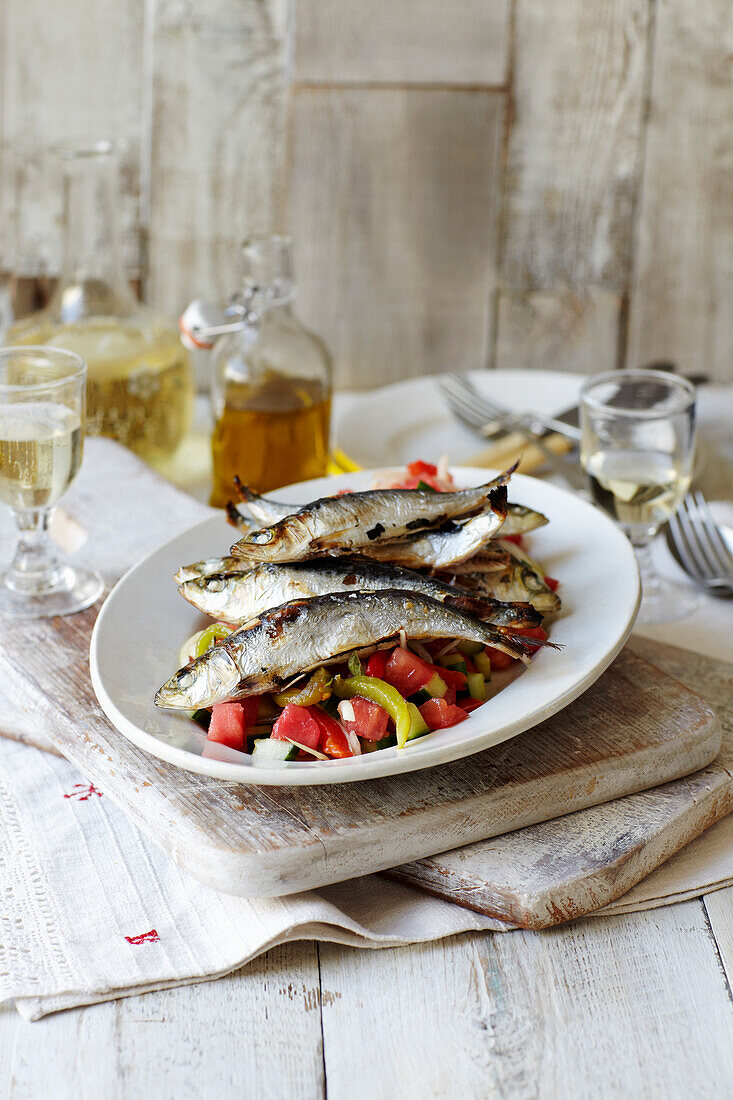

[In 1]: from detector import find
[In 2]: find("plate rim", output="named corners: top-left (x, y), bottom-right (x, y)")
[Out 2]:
top-left (90, 466), bottom-right (641, 786)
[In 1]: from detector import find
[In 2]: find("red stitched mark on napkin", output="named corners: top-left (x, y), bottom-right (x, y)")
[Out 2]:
top-left (63, 783), bottom-right (103, 801)
top-left (125, 930), bottom-right (160, 945)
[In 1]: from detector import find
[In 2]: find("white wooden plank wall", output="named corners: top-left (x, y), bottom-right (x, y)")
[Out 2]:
top-left (1, 1), bottom-right (731, 384)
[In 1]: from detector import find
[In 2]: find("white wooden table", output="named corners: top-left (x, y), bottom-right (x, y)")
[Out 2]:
top-left (2, 392), bottom-right (733, 1097)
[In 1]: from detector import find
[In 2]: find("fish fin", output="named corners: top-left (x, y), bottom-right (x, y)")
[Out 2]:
top-left (233, 477), bottom-right (258, 503)
top-left (225, 502), bottom-right (248, 530)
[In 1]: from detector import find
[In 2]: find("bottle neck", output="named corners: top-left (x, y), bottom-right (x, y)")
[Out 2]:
top-left (55, 152), bottom-right (135, 319)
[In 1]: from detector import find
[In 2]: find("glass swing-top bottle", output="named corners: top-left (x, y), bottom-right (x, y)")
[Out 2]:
top-left (8, 140), bottom-right (194, 470)
top-left (192, 235), bottom-right (332, 507)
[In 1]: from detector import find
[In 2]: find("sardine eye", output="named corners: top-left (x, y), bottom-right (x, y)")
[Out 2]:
top-left (206, 577), bottom-right (224, 592)
top-left (177, 670), bottom-right (194, 687)
top-left (250, 529), bottom-right (274, 544)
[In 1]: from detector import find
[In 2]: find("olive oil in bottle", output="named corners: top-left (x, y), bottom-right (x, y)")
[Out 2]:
top-left (208, 236), bottom-right (332, 506)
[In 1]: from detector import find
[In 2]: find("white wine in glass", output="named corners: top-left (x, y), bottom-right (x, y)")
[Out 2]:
top-left (580, 370), bottom-right (698, 625)
top-left (0, 347), bottom-right (103, 618)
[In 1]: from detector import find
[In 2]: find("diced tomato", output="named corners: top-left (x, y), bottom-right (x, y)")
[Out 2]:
top-left (432, 663), bottom-right (467, 691)
top-left (239, 696), bottom-right (261, 727)
top-left (310, 707), bottom-right (342, 742)
top-left (207, 702), bottom-right (249, 751)
top-left (383, 647), bottom-right (433, 697)
top-left (443, 684), bottom-right (457, 706)
top-left (502, 533), bottom-right (525, 547)
top-left (272, 704), bottom-right (322, 751)
top-left (407, 460), bottom-right (438, 478)
top-left (322, 726), bottom-right (354, 759)
top-left (457, 697), bottom-right (484, 713)
top-left (544, 575), bottom-right (560, 592)
top-left (418, 698), bottom-right (468, 730)
top-left (338, 696), bottom-right (389, 742)
top-left (365, 650), bottom-right (389, 679)
top-left (424, 639), bottom-right (450, 657)
top-left (483, 646), bottom-right (516, 671)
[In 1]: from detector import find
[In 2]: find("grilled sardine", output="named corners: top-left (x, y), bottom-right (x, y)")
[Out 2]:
top-left (155, 589), bottom-right (545, 710)
top-left (179, 555), bottom-right (542, 629)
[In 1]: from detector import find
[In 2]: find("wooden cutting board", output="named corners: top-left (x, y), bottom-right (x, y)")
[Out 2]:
top-left (0, 440), bottom-right (725, 906)
top-left (387, 640), bottom-right (733, 927)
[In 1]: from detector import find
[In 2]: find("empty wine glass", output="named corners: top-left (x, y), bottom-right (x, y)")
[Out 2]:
top-left (580, 369), bottom-right (698, 625)
top-left (0, 346), bottom-right (103, 618)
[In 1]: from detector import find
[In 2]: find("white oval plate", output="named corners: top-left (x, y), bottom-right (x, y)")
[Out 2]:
top-left (335, 370), bottom-right (584, 468)
top-left (90, 467), bottom-right (640, 785)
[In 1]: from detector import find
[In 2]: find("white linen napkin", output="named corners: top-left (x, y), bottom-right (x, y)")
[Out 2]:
top-left (2, 733), bottom-right (732, 1020)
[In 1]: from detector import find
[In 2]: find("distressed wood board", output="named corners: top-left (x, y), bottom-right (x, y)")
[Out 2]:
top-left (0, 439), bottom-right (723, 904)
top-left (387, 643), bottom-right (733, 928)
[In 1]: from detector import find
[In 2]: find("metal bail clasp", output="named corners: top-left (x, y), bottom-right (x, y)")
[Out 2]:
top-left (179, 289), bottom-right (260, 351)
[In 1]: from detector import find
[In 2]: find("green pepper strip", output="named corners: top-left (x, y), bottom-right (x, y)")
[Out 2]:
top-left (332, 675), bottom-right (412, 750)
top-left (274, 666), bottom-right (333, 708)
top-left (195, 623), bottom-right (233, 658)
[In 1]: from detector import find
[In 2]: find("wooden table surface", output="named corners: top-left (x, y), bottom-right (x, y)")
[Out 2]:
top-left (2, 396), bottom-right (733, 1098)
top-left (1, 890), bottom-right (732, 1097)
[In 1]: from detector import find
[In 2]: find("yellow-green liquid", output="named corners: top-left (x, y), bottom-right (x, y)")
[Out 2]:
top-left (8, 317), bottom-right (194, 468)
top-left (211, 376), bottom-right (331, 507)
top-left (0, 403), bottom-right (82, 510)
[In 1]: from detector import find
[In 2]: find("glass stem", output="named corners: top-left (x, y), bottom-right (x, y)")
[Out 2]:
top-left (631, 536), bottom-right (661, 600)
top-left (5, 509), bottom-right (62, 595)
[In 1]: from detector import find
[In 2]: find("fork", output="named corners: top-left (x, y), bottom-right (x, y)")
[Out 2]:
top-left (667, 492), bottom-right (733, 597)
top-left (441, 374), bottom-right (582, 443)
top-left (438, 375), bottom-right (587, 489)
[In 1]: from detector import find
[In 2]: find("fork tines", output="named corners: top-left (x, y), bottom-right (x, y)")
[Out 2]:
top-left (667, 492), bottom-right (733, 596)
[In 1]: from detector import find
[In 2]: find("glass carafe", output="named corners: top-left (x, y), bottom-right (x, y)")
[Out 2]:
top-left (209, 235), bottom-right (332, 506)
top-left (7, 140), bottom-right (194, 470)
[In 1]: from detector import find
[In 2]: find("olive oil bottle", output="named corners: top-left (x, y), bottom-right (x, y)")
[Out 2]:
top-left (208, 236), bottom-right (332, 506)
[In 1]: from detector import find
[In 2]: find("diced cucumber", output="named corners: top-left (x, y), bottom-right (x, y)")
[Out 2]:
top-left (190, 709), bottom-right (212, 731)
top-left (437, 653), bottom-right (468, 674)
top-left (466, 672), bottom-right (487, 702)
top-left (251, 738), bottom-right (298, 764)
top-left (427, 671), bottom-right (448, 697)
top-left (408, 671), bottom-right (448, 705)
top-left (474, 650), bottom-right (493, 679)
top-left (406, 702), bottom-right (430, 741)
top-left (457, 640), bottom-right (484, 657)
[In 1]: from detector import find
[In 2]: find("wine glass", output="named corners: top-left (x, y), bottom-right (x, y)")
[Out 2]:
top-left (580, 369), bottom-right (698, 625)
top-left (0, 347), bottom-right (103, 618)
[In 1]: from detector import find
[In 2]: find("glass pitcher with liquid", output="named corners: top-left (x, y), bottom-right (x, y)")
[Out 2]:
top-left (204, 235), bottom-right (332, 507)
top-left (7, 140), bottom-right (194, 470)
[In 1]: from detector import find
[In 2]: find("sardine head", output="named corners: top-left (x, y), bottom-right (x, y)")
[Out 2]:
top-left (155, 647), bottom-right (242, 710)
top-left (180, 574), bottom-right (236, 618)
top-left (231, 518), bottom-right (309, 562)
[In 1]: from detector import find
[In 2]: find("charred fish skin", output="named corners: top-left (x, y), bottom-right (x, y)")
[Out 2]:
top-left (155, 589), bottom-right (541, 710)
top-left (229, 470), bottom-right (514, 564)
top-left (449, 540), bottom-right (561, 614)
top-left (362, 487), bottom-right (508, 570)
top-left (179, 552), bottom-right (541, 628)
